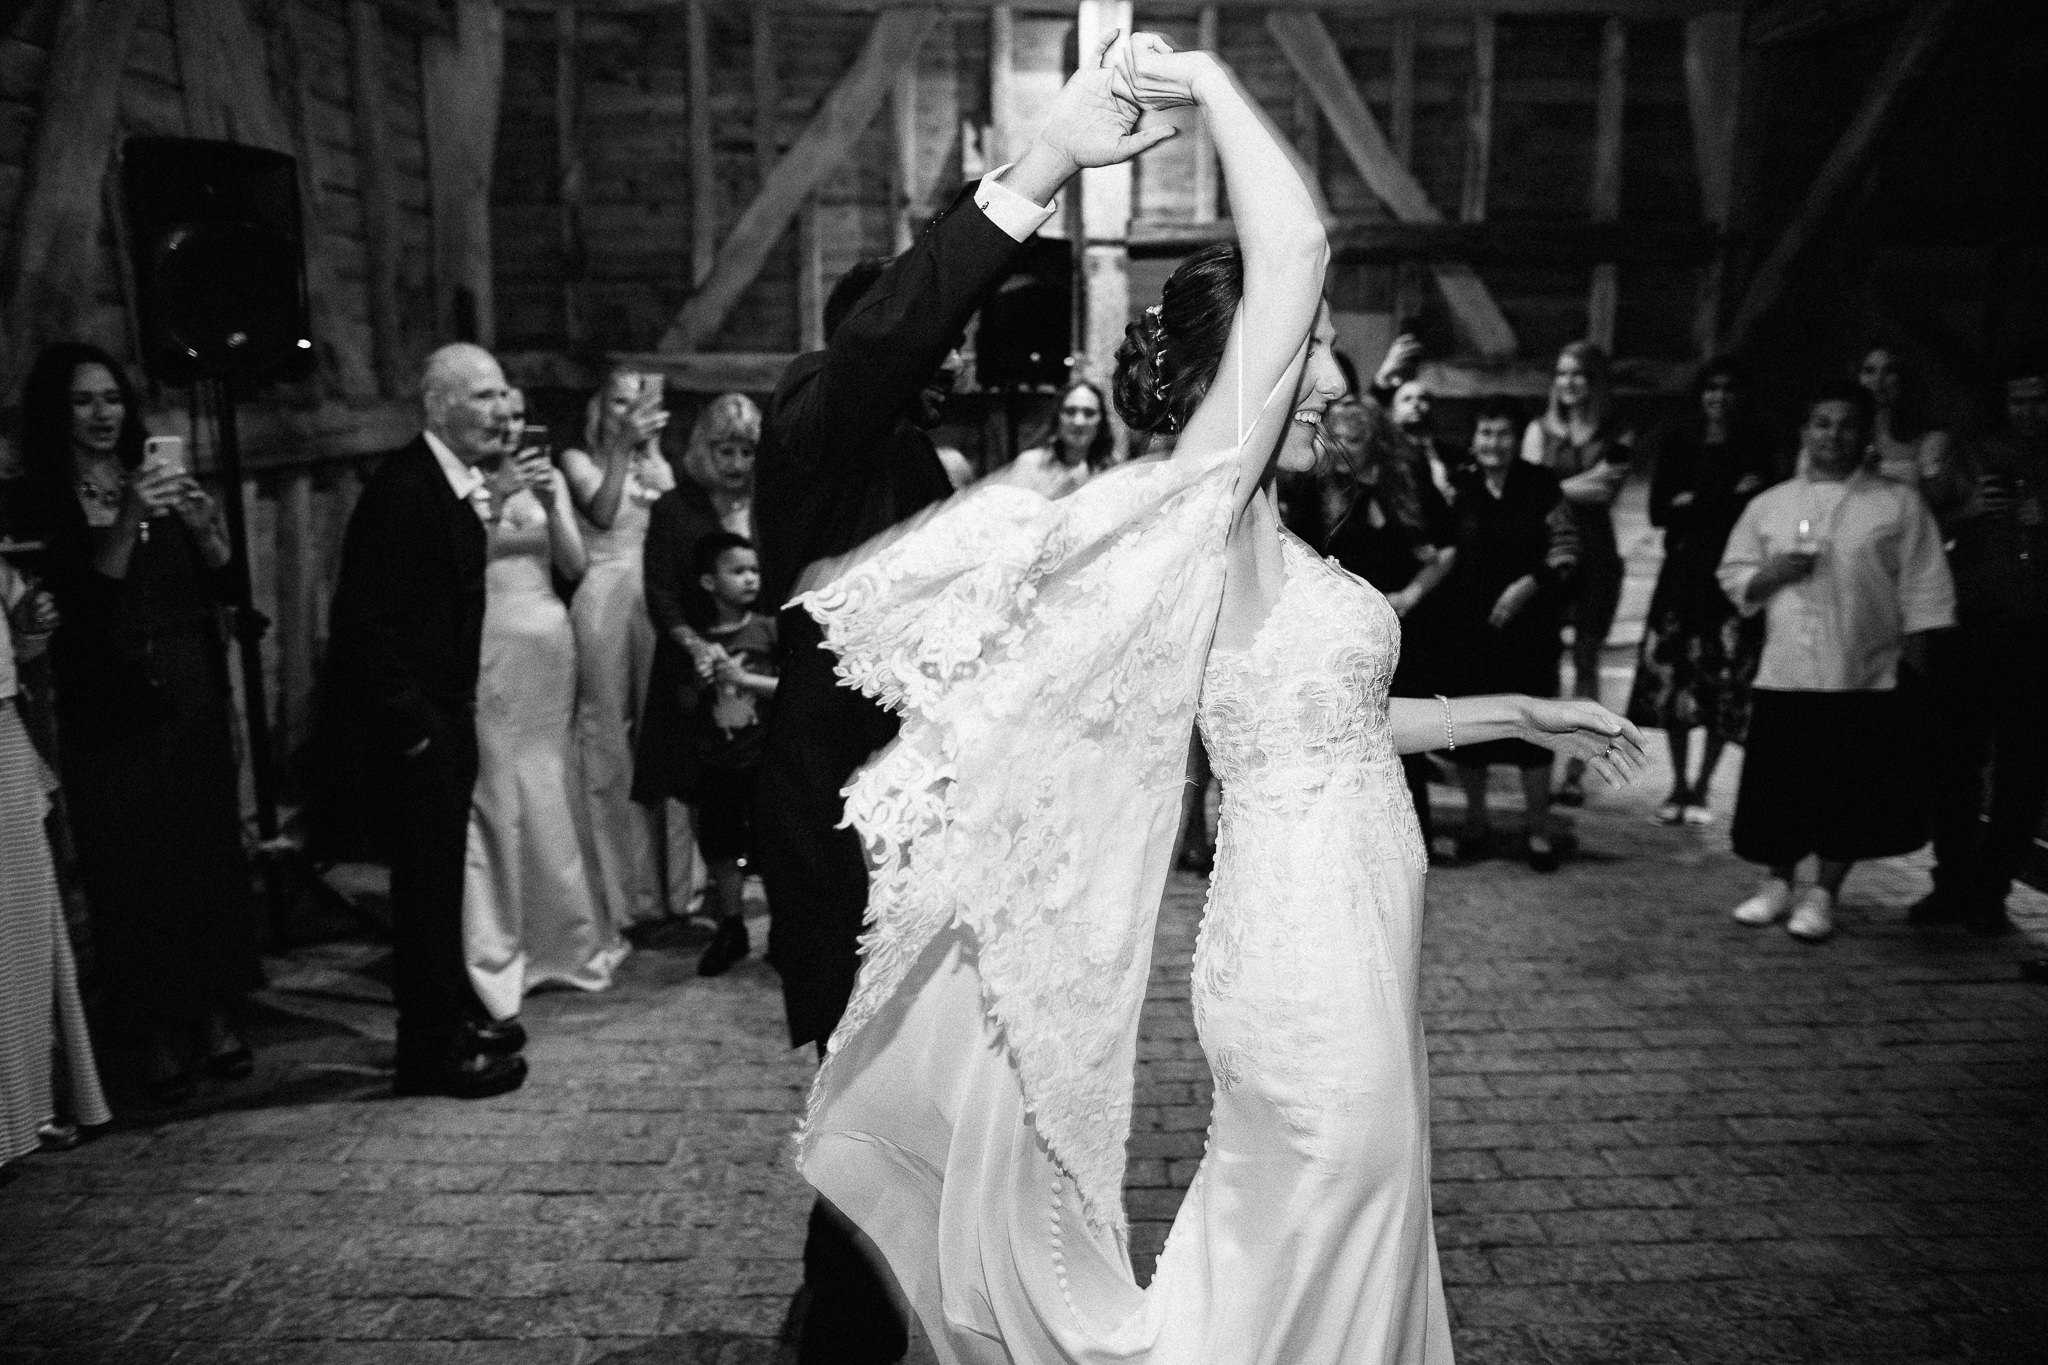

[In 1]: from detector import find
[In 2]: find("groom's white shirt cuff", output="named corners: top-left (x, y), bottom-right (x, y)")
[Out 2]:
top-left (977, 163), bottom-right (1057, 242)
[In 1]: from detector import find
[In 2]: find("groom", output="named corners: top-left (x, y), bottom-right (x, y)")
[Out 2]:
top-left (752, 34), bottom-right (1174, 1365)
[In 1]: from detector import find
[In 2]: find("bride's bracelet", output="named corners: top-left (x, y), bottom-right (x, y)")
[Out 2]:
top-left (1434, 694), bottom-right (1456, 751)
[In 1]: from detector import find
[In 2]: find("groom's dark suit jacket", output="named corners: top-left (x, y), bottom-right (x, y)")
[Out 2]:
top-left (755, 185), bottom-right (1027, 1049)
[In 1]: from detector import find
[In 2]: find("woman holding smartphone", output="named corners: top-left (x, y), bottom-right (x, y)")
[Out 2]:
top-left (17, 342), bottom-right (260, 1106)
top-left (560, 369), bottom-right (673, 933)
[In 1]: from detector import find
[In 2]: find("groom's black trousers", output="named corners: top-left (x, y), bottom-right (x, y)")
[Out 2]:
top-left (759, 607), bottom-right (909, 1364)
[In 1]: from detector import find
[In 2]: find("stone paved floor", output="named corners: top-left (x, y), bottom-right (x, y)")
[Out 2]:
top-left (2, 749), bottom-right (2045, 1363)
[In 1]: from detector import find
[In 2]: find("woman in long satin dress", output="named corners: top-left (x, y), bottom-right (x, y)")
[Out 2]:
top-left (462, 413), bottom-right (625, 1024)
top-left (562, 370), bottom-right (674, 932)
top-left (795, 37), bottom-right (1646, 1365)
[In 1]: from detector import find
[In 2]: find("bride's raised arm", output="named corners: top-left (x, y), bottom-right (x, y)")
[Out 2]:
top-left (1119, 41), bottom-right (1328, 500)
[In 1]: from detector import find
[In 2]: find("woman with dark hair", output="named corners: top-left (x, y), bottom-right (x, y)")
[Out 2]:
top-left (17, 343), bottom-right (259, 1104)
top-left (635, 393), bottom-right (760, 954)
top-left (1439, 397), bottom-right (1584, 869)
top-left (1855, 345), bottom-right (1953, 493)
top-left (794, 34), bottom-right (1641, 1360)
top-left (997, 379), bottom-right (1116, 499)
top-left (1523, 339), bottom-right (1634, 805)
top-left (1625, 358), bottom-right (1774, 824)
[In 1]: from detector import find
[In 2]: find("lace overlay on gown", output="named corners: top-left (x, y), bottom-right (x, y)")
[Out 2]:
top-left (798, 460), bottom-right (1452, 1361)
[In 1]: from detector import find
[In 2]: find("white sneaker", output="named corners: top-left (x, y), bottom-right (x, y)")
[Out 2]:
top-left (1732, 880), bottom-right (1794, 926)
top-left (1786, 889), bottom-right (1836, 943)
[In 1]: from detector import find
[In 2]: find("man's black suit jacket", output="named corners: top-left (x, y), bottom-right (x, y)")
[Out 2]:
top-left (756, 187), bottom-right (1027, 1048)
top-left (325, 437), bottom-right (488, 770)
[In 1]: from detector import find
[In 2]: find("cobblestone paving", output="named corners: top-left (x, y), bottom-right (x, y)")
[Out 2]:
top-left (2, 753), bottom-right (2045, 1363)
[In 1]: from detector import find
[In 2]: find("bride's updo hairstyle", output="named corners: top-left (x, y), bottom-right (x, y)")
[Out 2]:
top-left (1114, 242), bottom-right (1244, 436)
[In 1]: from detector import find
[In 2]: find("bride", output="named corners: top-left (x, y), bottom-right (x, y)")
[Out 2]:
top-left (795, 35), bottom-right (1646, 1364)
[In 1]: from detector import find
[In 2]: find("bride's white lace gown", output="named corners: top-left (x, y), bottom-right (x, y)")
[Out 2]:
top-left (798, 441), bottom-right (1453, 1364)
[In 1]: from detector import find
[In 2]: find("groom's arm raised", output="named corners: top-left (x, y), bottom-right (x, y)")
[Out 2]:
top-left (800, 32), bottom-right (1176, 474)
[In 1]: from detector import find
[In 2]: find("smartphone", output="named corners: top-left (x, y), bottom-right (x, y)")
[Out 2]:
top-left (640, 373), bottom-right (666, 408)
top-left (519, 423), bottom-right (552, 462)
top-left (141, 434), bottom-right (187, 476)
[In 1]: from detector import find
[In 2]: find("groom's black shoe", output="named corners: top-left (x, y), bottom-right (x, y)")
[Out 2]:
top-left (469, 1017), bottom-right (526, 1056)
top-left (698, 917), bottom-right (751, 977)
top-left (394, 1051), bottom-right (527, 1100)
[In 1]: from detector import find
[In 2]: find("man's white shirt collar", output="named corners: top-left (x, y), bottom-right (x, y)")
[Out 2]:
top-left (424, 430), bottom-right (491, 519)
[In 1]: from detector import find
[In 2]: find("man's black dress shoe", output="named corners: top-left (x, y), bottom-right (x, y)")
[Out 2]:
top-left (470, 1018), bottom-right (526, 1055)
top-left (1908, 889), bottom-right (1964, 928)
top-left (394, 1051), bottom-right (527, 1099)
top-left (698, 917), bottom-right (750, 977)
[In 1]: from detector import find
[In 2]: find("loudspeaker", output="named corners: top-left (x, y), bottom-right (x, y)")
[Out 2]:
top-left (975, 239), bottom-right (1073, 391)
top-left (121, 137), bottom-right (313, 385)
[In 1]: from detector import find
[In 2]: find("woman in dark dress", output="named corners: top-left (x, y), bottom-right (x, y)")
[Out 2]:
top-left (1625, 358), bottom-right (1774, 825)
top-left (634, 393), bottom-right (759, 956)
top-left (1435, 398), bottom-right (1581, 870)
top-left (19, 344), bottom-right (260, 1104)
top-left (1298, 395), bottom-right (1458, 851)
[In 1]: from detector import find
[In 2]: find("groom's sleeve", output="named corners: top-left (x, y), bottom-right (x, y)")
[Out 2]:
top-left (808, 176), bottom-right (1052, 473)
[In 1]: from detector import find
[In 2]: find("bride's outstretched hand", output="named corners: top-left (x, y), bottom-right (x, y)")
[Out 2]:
top-left (1115, 32), bottom-right (1214, 112)
top-left (1520, 698), bottom-right (1648, 788)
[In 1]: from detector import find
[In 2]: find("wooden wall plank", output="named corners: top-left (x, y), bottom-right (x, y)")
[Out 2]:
top-left (1587, 16), bottom-right (1626, 350)
top-left (1722, 0), bottom-right (1968, 353)
top-left (1191, 5), bottom-right (1219, 222)
top-left (421, 0), bottom-right (503, 347)
top-left (686, 0), bottom-right (713, 285)
top-left (348, 0), bottom-right (407, 395)
top-left (554, 5), bottom-right (586, 345)
top-left (1390, 14), bottom-right (1417, 167)
top-left (658, 6), bottom-right (940, 353)
top-left (1460, 14), bottom-right (1495, 223)
top-left (0, 0), bottom-right (148, 397)
top-left (1265, 9), bottom-right (1517, 357)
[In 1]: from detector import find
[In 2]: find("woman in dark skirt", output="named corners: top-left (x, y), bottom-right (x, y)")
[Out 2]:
top-left (1434, 398), bottom-right (1582, 870)
top-left (1625, 358), bottom-right (1775, 825)
top-left (19, 344), bottom-right (260, 1105)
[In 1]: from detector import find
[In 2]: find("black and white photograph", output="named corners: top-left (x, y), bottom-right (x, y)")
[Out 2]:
top-left (0, 1), bottom-right (2042, 1361)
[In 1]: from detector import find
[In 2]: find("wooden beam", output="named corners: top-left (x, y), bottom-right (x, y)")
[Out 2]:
top-left (658, 7), bottom-right (941, 353)
top-left (421, 0), bottom-right (505, 348)
top-left (1129, 217), bottom-right (1721, 265)
top-left (1390, 15), bottom-right (1418, 168)
top-left (988, 6), bottom-right (1015, 166)
top-left (1191, 6), bottom-right (1219, 223)
top-left (751, 6), bottom-right (778, 179)
top-left (0, 0), bottom-right (149, 396)
top-left (891, 65), bottom-right (917, 253)
top-left (1684, 9), bottom-right (1743, 358)
top-left (1747, 0), bottom-right (1911, 46)
top-left (348, 0), bottom-right (408, 396)
top-left (1722, 0), bottom-right (1969, 354)
top-left (1460, 15), bottom-right (1496, 225)
top-left (555, 6), bottom-right (587, 345)
top-left (797, 198), bottom-right (825, 352)
top-left (1683, 11), bottom-right (1742, 230)
top-left (275, 468), bottom-right (318, 755)
top-left (275, 0), bottom-right (380, 396)
top-left (687, 1), bottom-right (715, 286)
top-left (1265, 10), bottom-right (1517, 358)
top-left (1078, 1), bottom-right (1134, 374)
top-left (1587, 16), bottom-right (1627, 352)
top-left (501, 1), bottom-right (1730, 17)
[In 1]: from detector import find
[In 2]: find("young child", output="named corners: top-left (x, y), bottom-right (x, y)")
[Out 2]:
top-left (687, 532), bottom-right (777, 977)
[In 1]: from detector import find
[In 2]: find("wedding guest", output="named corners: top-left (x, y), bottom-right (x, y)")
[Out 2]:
top-left (1855, 345), bottom-right (1953, 493)
top-left (1720, 384), bottom-right (1954, 944)
top-left (463, 393), bottom-right (623, 1026)
top-left (1625, 358), bottom-right (1774, 825)
top-left (327, 343), bottom-right (525, 1098)
top-left (1523, 340), bottom-right (1633, 805)
top-left (1913, 357), bottom-right (2048, 938)
top-left (635, 393), bottom-right (761, 920)
top-left (561, 368), bottom-right (673, 934)
top-left (680, 533), bottom-right (778, 977)
top-left (996, 379), bottom-right (1115, 498)
top-left (1438, 398), bottom-right (1581, 870)
top-left (19, 343), bottom-right (260, 1106)
top-left (0, 558), bottom-right (110, 1168)
top-left (1298, 395), bottom-right (1456, 851)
